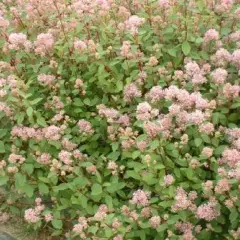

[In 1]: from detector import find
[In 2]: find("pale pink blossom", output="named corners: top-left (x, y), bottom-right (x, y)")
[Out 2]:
top-left (24, 208), bottom-right (40, 223)
top-left (201, 147), bottom-right (213, 158)
top-left (34, 33), bottom-right (54, 56)
top-left (124, 83), bottom-right (141, 102)
top-left (145, 86), bottom-right (165, 103)
top-left (37, 153), bottom-right (51, 165)
top-left (44, 213), bottom-right (53, 222)
top-left (149, 216), bottom-right (161, 229)
top-left (163, 174), bottom-right (174, 186)
top-left (130, 189), bottom-right (150, 206)
top-left (38, 74), bottom-right (55, 86)
top-left (211, 68), bottom-right (228, 84)
top-left (199, 122), bottom-right (214, 135)
top-left (77, 119), bottom-right (94, 134)
top-left (196, 201), bottom-right (220, 221)
top-left (203, 29), bottom-right (219, 43)
top-left (124, 15), bottom-right (145, 35)
top-left (215, 179), bottom-right (230, 194)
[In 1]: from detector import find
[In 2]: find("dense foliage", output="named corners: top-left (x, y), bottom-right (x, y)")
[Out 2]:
top-left (0, 0), bottom-right (240, 239)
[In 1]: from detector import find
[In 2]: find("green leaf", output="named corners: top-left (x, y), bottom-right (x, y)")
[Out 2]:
top-left (214, 145), bottom-right (227, 155)
top-left (0, 141), bottom-right (5, 153)
top-left (168, 48), bottom-right (177, 57)
top-left (132, 151), bottom-right (141, 159)
top-left (125, 170), bottom-right (141, 180)
top-left (39, 183), bottom-right (49, 194)
top-left (53, 183), bottom-right (70, 192)
top-left (106, 182), bottom-right (125, 193)
top-left (194, 138), bottom-right (202, 147)
top-left (0, 129), bottom-right (8, 138)
top-left (73, 177), bottom-right (88, 188)
top-left (30, 98), bottom-right (43, 105)
top-left (26, 107), bottom-right (33, 117)
top-left (22, 164), bottom-right (34, 175)
top-left (182, 41), bottom-right (191, 55)
top-left (0, 176), bottom-right (9, 186)
top-left (91, 183), bottom-right (102, 195)
top-left (150, 140), bottom-right (159, 150)
top-left (23, 185), bottom-right (34, 197)
top-left (52, 219), bottom-right (63, 229)
top-left (230, 209), bottom-right (238, 223)
top-left (157, 224), bottom-right (168, 232)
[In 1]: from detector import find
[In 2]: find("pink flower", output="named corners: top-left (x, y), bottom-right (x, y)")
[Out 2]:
top-left (191, 74), bottom-right (207, 85)
top-left (0, 15), bottom-right (9, 28)
top-left (77, 119), bottom-right (94, 134)
top-left (59, 151), bottom-right (72, 165)
top-left (34, 33), bottom-right (54, 56)
top-left (130, 189), bottom-right (150, 206)
top-left (203, 29), bottom-right (219, 43)
top-left (203, 180), bottom-right (214, 192)
top-left (24, 208), bottom-right (40, 223)
top-left (124, 83), bottom-right (142, 102)
top-left (199, 122), bottom-right (214, 135)
top-left (215, 179), bottom-right (230, 194)
top-left (185, 61), bottom-right (201, 77)
top-left (149, 216), bottom-right (161, 229)
top-left (137, 141), bottom-right (148, 152)
top-left (74, 40), bottom-right (87, 51)
top-left (73, 150), bottom-right (85, 161)
top-left (37, 153), bottom-right (51, 165)
top-left (232, 50), bottom-right (240, 69)
top-left (172, 188), bottom-right (196, 212)
top-left (44, 213), bottom-right (53, 222)
top-left (124, 15), bottom-right (145, 35)
top-left (38, 74), bottom-right (55, 86)
top-left (145, 86), bottom-right (165, 103)
top-left (211, 68), bottom-right (228, 84)
top-left (212, 48), bottom-right (231, 67)
top-left (223, 83), bottom-right (240, 99)
top-left (148, 56), bottom-right (158, 66)
top-left (8, 33), bottom-right (32, 51)
top-left (144, 121), bottom-right (161, 138)
top-left (62, 138), bottom-right (77, 151)
top-left (120, 41), bottom-right (131, 58)
top-left (8, 153), bottom-right (25, 164)
top-left (159, 0), bottom-right (170, 9)
top-left (163, 174), bottom-right (174, 186)
top-left (43, 125), bottom-right (61, 141)
top-left (201, 147), bottom-right (213, 158)
top-left (113, 235), bottom-right (123, 240)
top-left (94, 204), bottom-right (108, 221)
top-left (136, 102), bottom-right (152, 121)
top-left (86, 165), bottom-right (97, 174)
top-left (97, 104), bottom-right (119, 120)
top-left (188, 110), bottom-right (205, 125)
top-left (196, 201), bottom-right (220, 221)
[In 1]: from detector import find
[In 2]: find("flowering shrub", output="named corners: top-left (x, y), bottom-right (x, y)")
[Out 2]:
top-left (0, 0), bottom-right (240, 239)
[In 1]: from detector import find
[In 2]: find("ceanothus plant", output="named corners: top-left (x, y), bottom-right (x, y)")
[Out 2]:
top-left (0, 0), bottom-right (240, 239)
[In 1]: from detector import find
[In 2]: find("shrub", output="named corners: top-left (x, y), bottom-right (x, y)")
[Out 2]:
top-left (0, 0), bottom-right (240, 239)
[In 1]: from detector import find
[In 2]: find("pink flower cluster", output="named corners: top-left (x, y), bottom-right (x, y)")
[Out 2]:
top-left (34, 33), bottom-right (54, 56)
top-left (24, 198), bottom-right (45, 223)
top-left (196, 200), bottom-right (220, 221)
top-left (130, 189), bottom-right (150, 207)
top-left (8, 33), bottom-right (32, 51)
top-left (124, 15), bottom-right (145, 35)
top-left (38, 74), bottom-right (56, 86)
top-left (136, 102), bottom-right (159, 121)
top-left (77, 119), bottom-right (94, 134)
top-left (172, 188), bottom-right (197, 212)
top-left (123, 83), bottom-right (141, 102)
top-left (11, 125), bottom-right (62, 141)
